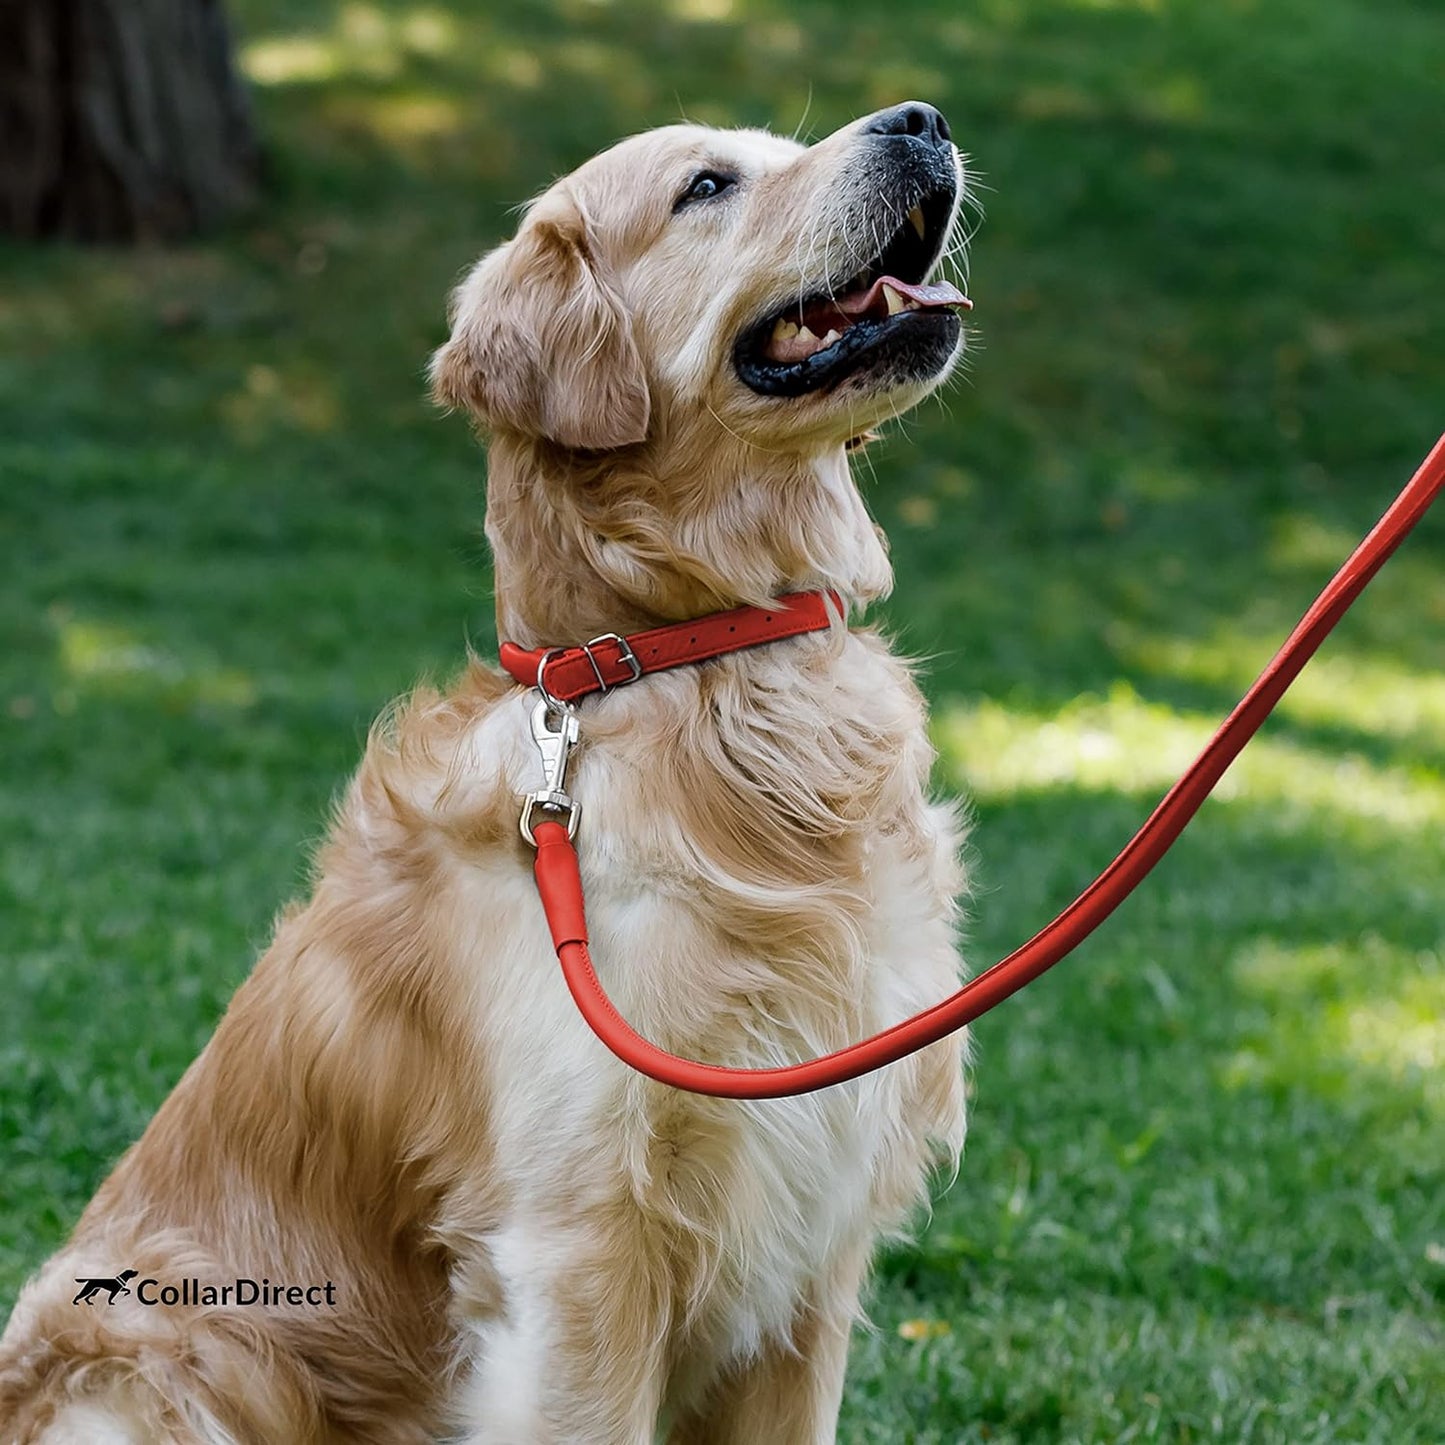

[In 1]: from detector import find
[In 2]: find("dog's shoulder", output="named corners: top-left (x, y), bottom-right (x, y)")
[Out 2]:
top-left (332, 658), bottom-right (535, 861)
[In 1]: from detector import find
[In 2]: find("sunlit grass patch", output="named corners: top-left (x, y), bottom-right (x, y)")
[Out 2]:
top-left (1228, 937), bottom-right (1445, 1109)
top-left (934, 684), bottom-right (1445, 831)
top-left (321, 92), bottom-right (465, 145)
top-left (1130, 627), bottom-right (1445, 746)
top-left (218, 362), bottom-right (344, 440)
top-left (242, 35), bottom-right (342, 86)
top-left (52, 613), bottom-right (257, 711)
top-left (666, 0), bottom-right (737, 20)
top-left (1347, 983), bottom-right (1445, 1077)
top-left (241, 3), bottom-right (460, 86)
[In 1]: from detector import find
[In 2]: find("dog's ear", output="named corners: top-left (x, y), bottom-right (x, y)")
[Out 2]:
top-left (429, 194), bottom-right (651, 451)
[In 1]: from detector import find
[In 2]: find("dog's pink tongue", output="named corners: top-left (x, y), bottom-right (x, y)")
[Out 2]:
top-left (843, 276), bottom-right (973, 316)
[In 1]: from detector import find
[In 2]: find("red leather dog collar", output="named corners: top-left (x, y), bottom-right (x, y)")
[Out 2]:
top-left (498, 590), bottom-right (841, 704)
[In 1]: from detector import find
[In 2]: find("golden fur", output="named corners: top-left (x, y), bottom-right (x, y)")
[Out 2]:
top-left (1, 108), bottom-right (970, 1443)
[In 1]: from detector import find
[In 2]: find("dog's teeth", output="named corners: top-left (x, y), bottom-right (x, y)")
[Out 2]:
top-left (797, 325), bottom-right (819, 344)
top-left (883, 284), bottom-right (906, 316)
top-left (773, 318), bottom-right (800, 341)
top-left (908, 205), bottom-right (926, 240)
top-left (821, 328), bottom-right (841, 347)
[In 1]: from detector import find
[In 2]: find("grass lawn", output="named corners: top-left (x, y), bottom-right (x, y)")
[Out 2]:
top-left (2, 0), bottom-right (1443, 1439)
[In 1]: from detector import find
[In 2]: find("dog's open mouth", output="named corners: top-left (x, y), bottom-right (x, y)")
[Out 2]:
top-left (734, 183), bottom-right (970, 397)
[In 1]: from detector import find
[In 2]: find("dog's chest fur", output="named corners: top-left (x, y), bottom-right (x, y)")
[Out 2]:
top-left (401, 626), bottom-right (968, 1406)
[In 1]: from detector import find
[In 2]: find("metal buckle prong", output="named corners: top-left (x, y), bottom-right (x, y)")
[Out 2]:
top-left (581, 632), bottom-right (642, 694)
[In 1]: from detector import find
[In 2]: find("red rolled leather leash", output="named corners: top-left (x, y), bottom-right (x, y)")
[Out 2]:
top-left (516, 434), bottom-right (1445, 1099)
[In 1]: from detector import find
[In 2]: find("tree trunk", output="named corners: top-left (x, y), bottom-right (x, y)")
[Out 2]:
top-left (0, 0), bottom-right (261, 242)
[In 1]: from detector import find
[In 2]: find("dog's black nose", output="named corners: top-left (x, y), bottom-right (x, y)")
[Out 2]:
top-left (866, 102), bottom-right (952, 149)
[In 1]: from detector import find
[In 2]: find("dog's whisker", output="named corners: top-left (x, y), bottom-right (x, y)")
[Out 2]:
top-left (789, 85), bottom-right (815, 143)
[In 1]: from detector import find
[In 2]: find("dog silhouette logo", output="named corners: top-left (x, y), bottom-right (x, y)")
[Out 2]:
top-left (71, 1269), bottom-right (139, 1306)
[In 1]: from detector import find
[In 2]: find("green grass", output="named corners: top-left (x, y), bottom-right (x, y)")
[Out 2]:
top-left (2, 0), bottom-right (1443, 1439)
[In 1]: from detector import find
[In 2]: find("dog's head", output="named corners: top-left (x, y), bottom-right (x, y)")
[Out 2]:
top-left (431, 103), bottom-right (969, 454)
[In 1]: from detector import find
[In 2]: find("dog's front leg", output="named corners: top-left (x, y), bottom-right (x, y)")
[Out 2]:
top-left (665, 1245), bottom-right (867, 1445)
top-left (451, 1219), bottom-right (669, 1444)
top-left (665, 1307), bottom-right (854, 1445)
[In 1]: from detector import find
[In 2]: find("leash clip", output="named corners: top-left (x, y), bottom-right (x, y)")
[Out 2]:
top-left (520, 696), bottom-right (581, 845)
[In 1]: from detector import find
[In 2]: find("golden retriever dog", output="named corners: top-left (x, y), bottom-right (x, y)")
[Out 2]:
top-left (0, 101), bottom-right (973, 1443)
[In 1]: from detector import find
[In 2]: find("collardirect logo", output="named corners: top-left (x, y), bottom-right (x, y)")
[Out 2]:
top-left (72, 1270), bottom-right (337, 1309)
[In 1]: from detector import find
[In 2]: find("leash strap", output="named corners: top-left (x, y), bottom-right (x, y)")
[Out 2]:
top-left (520, 434), bottom-right (1445, 1098)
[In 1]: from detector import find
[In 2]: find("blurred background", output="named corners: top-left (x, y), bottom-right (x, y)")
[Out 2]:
top-left (2, 1), bottom-right (1442, 1439)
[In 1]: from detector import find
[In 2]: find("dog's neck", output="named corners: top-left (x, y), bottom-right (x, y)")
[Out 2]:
top-left (484, 430), bottom-right (893, 647)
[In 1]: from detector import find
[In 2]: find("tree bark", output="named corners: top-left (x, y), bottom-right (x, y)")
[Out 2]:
top-left (0, 0), bottom-right (261, 242)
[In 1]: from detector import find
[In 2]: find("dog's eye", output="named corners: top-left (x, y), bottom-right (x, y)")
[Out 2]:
top-left (674, 170), bottom-right (737, 211)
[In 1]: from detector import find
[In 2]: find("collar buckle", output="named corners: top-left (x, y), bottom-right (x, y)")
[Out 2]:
top-left (581, 632), bottom-right (642, 694)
